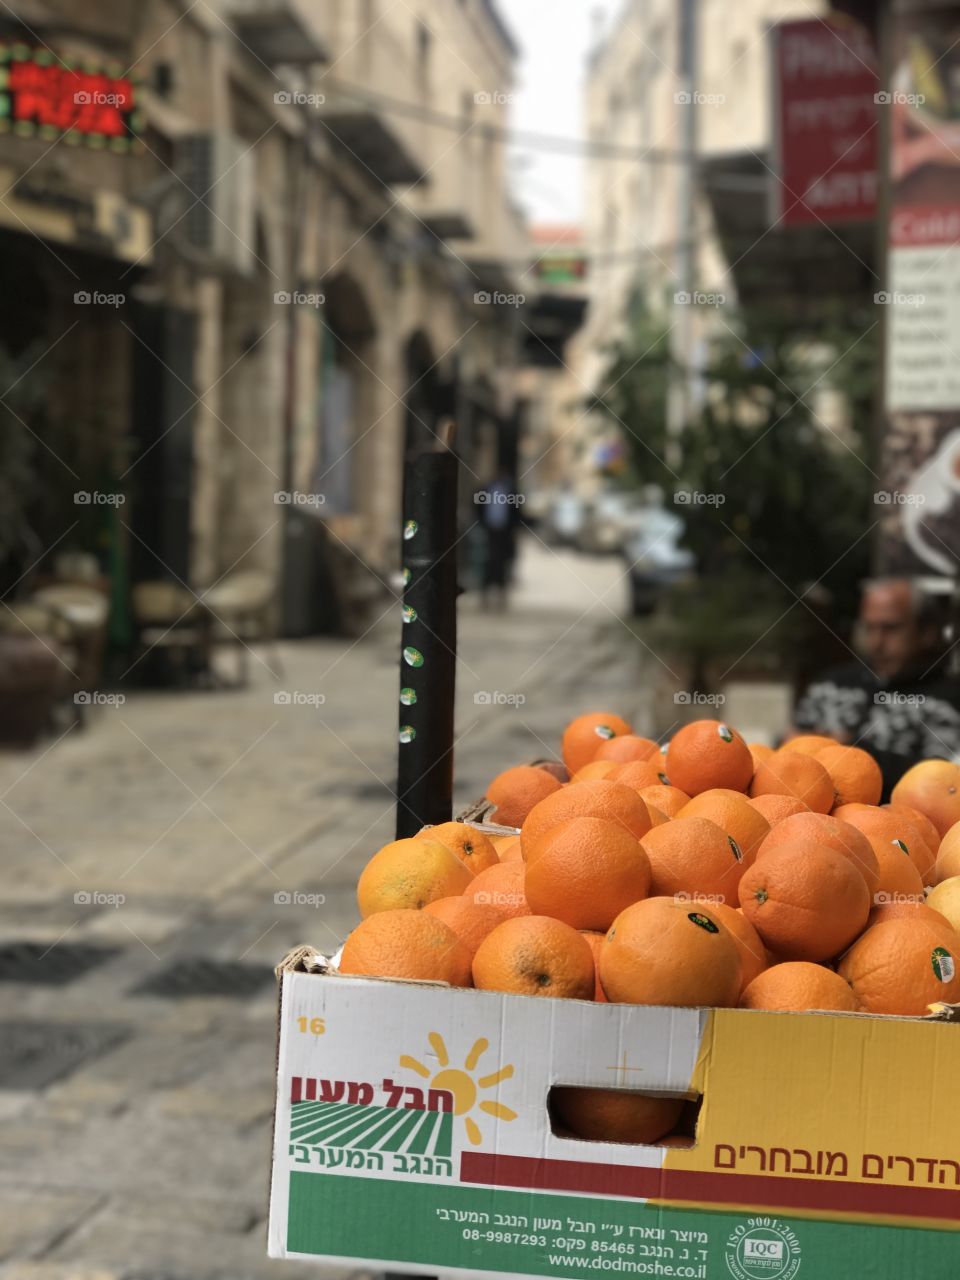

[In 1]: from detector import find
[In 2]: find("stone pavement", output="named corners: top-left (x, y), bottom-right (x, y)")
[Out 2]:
top-left (0, 539), bottom-right (663, 1279)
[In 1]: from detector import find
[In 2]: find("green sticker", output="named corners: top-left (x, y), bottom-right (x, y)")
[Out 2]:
top-left (892, 838), bottom-right (909, 855)
top-left (402, 605), bottom-right (417, 623)
top-left (403, 520), bottom-right (418, 541)
top-left (403, 646), bottom-right (424, 668)
top-left (402, 566), bottom-right (411, 585)
top-left (932, 946), bottom-right (956, 983)
top-left (688, 911), bottom-right (719, 934)
top-left (594, 724), bottom-right (616, 740)
top-left (657, 771), bottom-right (670, 786)
top-left (729, 836), bottom-right (743, 862)
top-left (718, 724), bottom-right (734, 743)
top-left (400, 687), bottom-right (417, 706)
top-left (399, 725), bottom-right (416, 744)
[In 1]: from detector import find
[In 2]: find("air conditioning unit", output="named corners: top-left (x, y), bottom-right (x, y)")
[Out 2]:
top-left (175, 133), bottom-right (256, 276)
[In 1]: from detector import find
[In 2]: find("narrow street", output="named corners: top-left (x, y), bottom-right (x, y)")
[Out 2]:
top-left (0, 540), bottom-right (648, 1279)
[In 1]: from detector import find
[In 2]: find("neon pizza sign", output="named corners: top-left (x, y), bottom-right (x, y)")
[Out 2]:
top-left (0, 43), bottom-right (143, 151)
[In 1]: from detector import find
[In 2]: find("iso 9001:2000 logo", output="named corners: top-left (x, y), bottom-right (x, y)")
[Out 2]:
top-left (725, 1218), bottom-right (801, 1280)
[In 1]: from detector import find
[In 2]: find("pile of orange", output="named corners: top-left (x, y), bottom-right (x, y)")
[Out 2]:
top-left (340, 715), bottom-right (960, 1025)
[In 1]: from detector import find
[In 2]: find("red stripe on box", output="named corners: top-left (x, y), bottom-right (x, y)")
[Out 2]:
top-left (305, 1078), bottom-right (317, 1101)
top-left (290, 1076), bottom-right (302, 1103)
top-left (460, 1152), bottom-right (960, 1224)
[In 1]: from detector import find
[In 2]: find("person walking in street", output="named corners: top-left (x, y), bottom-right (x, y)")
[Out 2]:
top-left (480, 471), bottom-right (519, 611)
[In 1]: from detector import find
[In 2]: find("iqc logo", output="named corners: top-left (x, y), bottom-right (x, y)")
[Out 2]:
top-left (725, 1218), bottom-right (801, 1280)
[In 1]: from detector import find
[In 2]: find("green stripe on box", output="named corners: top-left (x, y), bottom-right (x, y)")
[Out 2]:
top-left (287, 1170), bottom-right (960, 1279)
top-left (290, 1101), bottom-right (453, 1156)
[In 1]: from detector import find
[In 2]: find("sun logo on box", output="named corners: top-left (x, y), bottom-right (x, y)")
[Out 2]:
top-left (400, 1033), bottom-right (517, 1146)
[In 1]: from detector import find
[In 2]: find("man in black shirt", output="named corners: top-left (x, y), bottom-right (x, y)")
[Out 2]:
top-left (793, 579), bottom-right (960, 799)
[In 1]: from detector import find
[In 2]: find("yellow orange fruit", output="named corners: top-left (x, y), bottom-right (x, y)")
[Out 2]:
top-left (782, 733), bottom-right (837, 755)
top-left (552, 1087), bottom-right (683, 1144)
top-left (839, 918), bottom-right (960, 1015)
top-left (886, 803), bottom-right (941, 868)
top-left (867, 899), bottom-right (954, 938)
top-left (738, 843), bottom-right (870, 962)
top-left (608, 759), bottom-right (670, 791)
top-left (423, 896), bottom-right (507, 957)
top-left (521, 779), bottom-right (652, 861)
top-left (472, 915), bottom-right (595, 999)
top-left (416, 821), bottom-right (499, 873)
top-left (815, 744), bottom-right (883, 808)
top-left (748, 742), bottom-right (775, 771)
top-left (562, 712), bottom-right (633, 775)
top-left (639, 784), bottom-right (690, 818)
top-left (599, 897), bottom-right (742, 1008)
top-left (747, 794), bottom-right (809, 825)
top-left (750, 752), bottom-right (834, 814)
top-left (485, 766), bottom-right (563, 829)
top-left (892, 759), bottom-right (960, 838)
top-left (340, 909), bottom-right (472, 985)
top-left (357, 838), bottom-right (472, 918)
top-left (571, 760), bottom-right (618, 783)
top-left (936, 819), bottom-right (960, 883)
top-left (594, 734), bottom-right (659, 764)
top-left (925, 877), bottom-right (960, 937)
top-left (467, 861), bottom-right (530, 918)
top-left (640, 816), bottom-right (750, 901)
top-left (757, 812), bottom-right (880, 898)
top-left (524, 816), bottom-right (651, 931)
top-left (740, 962), bottom-right (858, 1013)
top-left (708, 901), bottom-right (769, 993)
top-left (677, 788), bottom-right (771, 865)
top-left (497, 836), bottom-right (523, 862)
top-left (833, 804), bottom-right (936, 887)
top-left (665, 720), bottom-right (754, 796)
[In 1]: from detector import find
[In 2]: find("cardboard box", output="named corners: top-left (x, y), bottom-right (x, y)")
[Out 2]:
top-left (269, 947), bottom-right (960, 1277)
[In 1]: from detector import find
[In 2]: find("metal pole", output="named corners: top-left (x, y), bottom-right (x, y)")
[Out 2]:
top-left (394, 428), bottom-right (459, 838)
top-left (666, 0), bottom-right (698, 472)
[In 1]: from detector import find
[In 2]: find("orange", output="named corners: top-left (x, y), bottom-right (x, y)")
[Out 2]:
top-left (497, 836), bottom-right (523, 862)
top-left (416, 821), bottom-right (499, 873)
top-left (640, 816), bottom-right (750, 901)
top-left (747, 794), bottom-right (809, 825)
top-left (423, 896), bottom-right (507, 957)
top-left (665, 720), bottom-right (754, 796)
top-left (571, 760), bottom-right (618, 783)
top-left (340, 909), bottom-right (472, 986)
top-left (562, 711), bottom-right (633, 775)
top-left (867, 899), bottom-right (955, 939)
top-left (525, 816), bottom-right (651, 931)
top-left (485, 765), bottom-right (563, 829)
top-left (581, 930), bottom-right (608, 1002)
top-left (467, 861), bottom-right (530, 918)
top-left (886, 802), bottom-right (941, 865)
top-left (892, 759), bottom-right (960, 837)
top-left (608, 759), bottom-right (670, 790)
top-left (599, 897), bottom-right (742, 1007)
top-left (833, 804), bottom-right (936, 887)
top-left (677, 789), bottom-right (770, 865)
top-left (595, 734), bottom-right (659, 764)
top-left (782, 733), bottom-right (837, 755)
top-left (740, 962), bottom-right (858, 1013)
top-left (839, 918), bottom-right (960, 1015)
top-left (639, 784), bottom-right (690, 818)
top-left (756, 812), bottom-right (880, 898)
top-left (521, 779), bottom-right (652, 861)
top-left (750, 751), bottom-right (834, 814)
top-left (472, 915), bottom-right (595, 999)
top-left (738, 843), bottom-right (870, 961)
top-left (748, 742), bottom-right (775, 771)
top-left (357, 838), bottom-right (472, 917)
top-left (708, 902), bottom-right (769, 993)
top-left (936, 819), bottom-right (960, 883)
top-left (815, 744), bottom-right (883, 808)
top-left (925, 878), bottom-right (960, 936)
top-left (552, 1087), bottom-right (683, 1144)
top-left (873, 842), bottom-right (925, 901)
top-left (646, 805), bottom-right (669, 826)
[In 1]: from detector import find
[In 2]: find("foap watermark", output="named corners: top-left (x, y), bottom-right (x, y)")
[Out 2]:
top-left (674, 90), bottom-right (725, 106)
top-left (874, 490), bottom-right (925, 506)
top-left (674, 691), bottom-right (726, 707)
top-left (274, 690), bottom-right (326, 707)
top-left (74, 691), bottom-right (125, 707)
top-left (474, 690), bottom-right (526, 707)
top-left (875, 90), bottom-right (925, 107)
top-left (874, 290), bottom-right (924, 308)
top-left (274, 290), bottom-right (325, 307)
top-left (74, 90), bottom-right (127, 107)
top-left (674, 891), bottom-right (726, 906)
top-left (274, 89), bottom-right (326, 108)
top-left (474, 489), bottom-right (524, 506)
top-left (274, 890), bottom-right (326, 907)
top-left (474, 90), bottom-right (515, 105)
top-left (875, 691), bottom-right (925, 707)
top-left (74, 889), bottom-right (126, 908)
top-left (474, 290), bottom-right (525, 307)
top-left (275, 490), bottom-right (326, 507)
top-left (74, 490), bottom-right (126, 506)
top-left (674, 489), bottom-right (725, 506)
top-left (474, 890), bottom-right (526, 910)
top-left (674, 290), bottom-right (726, 308)
top-left (874, 891), bottom-right (924, 907)
top-left (74, 290), bottom-right (125, 308)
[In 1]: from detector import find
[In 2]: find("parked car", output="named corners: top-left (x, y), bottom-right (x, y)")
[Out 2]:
top-left (579, 490), bottom-right (644, 555)
top-left (623, 507), bottom-right (696, 615)
top-left (546, 490), bottom-right (588, 546)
